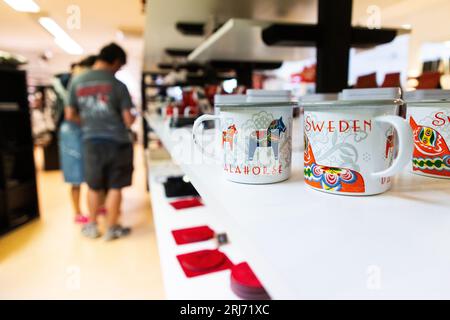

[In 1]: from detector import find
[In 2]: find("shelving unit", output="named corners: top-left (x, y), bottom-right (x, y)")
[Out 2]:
top-left (0, 69), bottom-right (39, 235)
top-left (186, 10), bottom-right (407, 92)
top-left (29, 85), bottom-right (60, 171)
top-left (145, 113), bottom-right (450, 299)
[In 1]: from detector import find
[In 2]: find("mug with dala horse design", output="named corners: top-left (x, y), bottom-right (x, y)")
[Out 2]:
top-left (405, 90), bottom-right (450, 179)
top-left (302, 88), bottom-right (414, 196)
top-left (193, 92), bottom-right (294, 184)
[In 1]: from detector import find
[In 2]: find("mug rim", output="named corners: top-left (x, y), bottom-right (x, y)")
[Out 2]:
top-left (406, 100), bottom-right (450, 106)
top-left (301, 99), bottom-right (403, 108)
top-left (216, 101), bottom-right (297, 108)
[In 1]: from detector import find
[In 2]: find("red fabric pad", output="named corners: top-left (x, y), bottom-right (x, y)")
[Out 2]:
top-left (231, 283), bottom-right (271, 300)
top-left (231, 262), bottom-right (263, 289)
top-left (230, 262), bottom-right (270, 300)
top-left (169, 197), bottom-right (203, 210)
top-left (177, 249), bottom-right (234, 278)
top-left (381, 72), bottom-right (400, 88)
top-left (355, 72), bottom-right (378, 88)
top-left (231, 281), bottom-right (267, 295)
top-left (172, 226), bottom-right (215, 245)
top-left (417, 71), bottom-right (441, 89)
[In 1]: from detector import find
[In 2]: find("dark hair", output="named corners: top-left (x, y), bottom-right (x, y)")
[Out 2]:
top-left (97, 43), bottom-right (126, 65)
top-left (78, 55), bottom-right (97, 68)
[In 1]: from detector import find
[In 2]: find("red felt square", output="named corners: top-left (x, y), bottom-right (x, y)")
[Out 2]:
top-left (169, 197), bottom-right (203, 210)
top-left (172, 226), bottom-right (215, 245)
top-left (230, 262), bottom-right (270, 300)
top-left (231, 262), bottom-right (263, 289)
top-left (177, 249), bottom-right (234, 278)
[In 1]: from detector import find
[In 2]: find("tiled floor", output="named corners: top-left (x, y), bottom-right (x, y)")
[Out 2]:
top-left (0, 146), bottom-right (164, 299)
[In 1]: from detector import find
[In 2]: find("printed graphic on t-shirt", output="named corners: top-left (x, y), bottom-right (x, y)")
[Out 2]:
top-left (69, 70), bottom-right (132, 142)
top-left (76, 83), bottom-right (112, 116)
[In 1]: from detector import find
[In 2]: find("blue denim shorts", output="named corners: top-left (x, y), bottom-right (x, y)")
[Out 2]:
top-left (58, 121), bottom-right (84, 185)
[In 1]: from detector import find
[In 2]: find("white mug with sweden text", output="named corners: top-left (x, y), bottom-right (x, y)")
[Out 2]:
top-left (302, 89), bottom-right (414, 195)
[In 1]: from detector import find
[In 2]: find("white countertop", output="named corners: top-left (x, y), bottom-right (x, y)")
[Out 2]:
top-left (146, 114), bottom-right (450, 299)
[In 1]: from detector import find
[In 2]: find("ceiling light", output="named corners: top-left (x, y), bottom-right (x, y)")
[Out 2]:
top-left (3, 0), bottom-right (40, 12)
top-left (116, 30), bottom-right (125, 41)
top-left (54, 37), bottom-right (83, 55)
top-left (38, 17), bottom-right (83, 55)
top-left (39, 17), bottom-right (69, 39)
top-left (401, 24), bottom-right (412, 30)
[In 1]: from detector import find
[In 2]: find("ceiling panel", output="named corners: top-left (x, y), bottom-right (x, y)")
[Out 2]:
top-left (143, 0), bottom-right (318, 70)
top-left (0, 0), bottom-right (145, 84)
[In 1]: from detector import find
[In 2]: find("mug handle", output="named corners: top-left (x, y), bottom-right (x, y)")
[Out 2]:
top-left (371, 115), bottom-right (414, 178)
top-left (192, 114), bottom-right (220, 158)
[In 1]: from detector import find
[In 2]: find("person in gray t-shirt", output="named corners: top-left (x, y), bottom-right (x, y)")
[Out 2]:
top-left (66, 43), bottom-right (136, 241)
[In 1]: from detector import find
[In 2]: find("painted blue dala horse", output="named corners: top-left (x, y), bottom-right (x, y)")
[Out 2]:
top-left (248, 117), bottom-right (286, 161)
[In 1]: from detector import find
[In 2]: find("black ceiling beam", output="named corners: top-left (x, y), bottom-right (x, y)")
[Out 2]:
top-left (260, 0), bottom-right (403, 93)
top-left (209, 60), bottom-right (282, 88)
top-left (262, 24), bottom-right (318, 47)
top-left (158, 61), bottom-right (282, 73)
top-left (253, 62), bottom-right (283, 70)
top-left (316, 0), bottom-right (352, 93)
top-left (157, 63), bottom-right (173, 70)
top-left (210, 60), bottom-right (282, 71)
top-left (143, 70), bottom-right (169, 76)
top-left (164, 48), bottom-right (193, 57)
top-left (262, 24), bottom-right (398, 49)
top-left (179, 62), bottom-right (204, 72)
top-left (350, 27), bottom-right (397, 48)
top-left (157, 62), bottom-right (205, 73)
top-left (176, 22), bottom-right (205, 36)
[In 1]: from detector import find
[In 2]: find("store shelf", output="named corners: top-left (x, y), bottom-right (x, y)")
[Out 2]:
top-left (261, 23), bottom-right (403, 48)
top-left (188, 19), bottom-right (312, 63)
top-left (0, 69), bottom-right (39, 235)
top-left (147, 160), bottom-right (245, 300)
top-left (145, 114), bottom-right (450, 299)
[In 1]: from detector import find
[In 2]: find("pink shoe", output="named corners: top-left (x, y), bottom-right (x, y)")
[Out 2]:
top-left (97, 207), bottom-right (107, 216)
top-left (75, 215), bottom-right (89, 224)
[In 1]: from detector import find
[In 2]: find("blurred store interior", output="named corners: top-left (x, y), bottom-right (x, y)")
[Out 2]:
top-left (1, 0), bottom-right (450, 300)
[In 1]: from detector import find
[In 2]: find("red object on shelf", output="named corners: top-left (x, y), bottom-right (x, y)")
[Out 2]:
top-left (301, 65), bottom-right (316, 83)
top-left (177, 249), bottom-right (234, 278)
top-left (231, 262), bottom-right (263, 289)
top-left (355, 72), bottom-right (378, 88)
top-left (179, 89), bottom-right (198, 116)
top-left (205, 85), bottom-right (219, 105)
top-left (169, 197), bottom-right (203, 210)
top-left (172, 225), bottom-right (215, 245)
top-left (252, 73), bottom-right (266, 89)
top-left (165, 105), bottom-right (174, 116)
top-left (230, 283), bottom-right (271, 300)
top-left (381, 72), bottom-right (401, 88)
top-left (230, 262), bottom-right (270, 300)
top-left (290, 64), bottom-right (316, 84)
top-left (416, 71), bottom-right (442, 89)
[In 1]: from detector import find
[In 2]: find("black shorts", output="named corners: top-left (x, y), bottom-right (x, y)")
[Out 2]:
top-left (84, 140), bottom-right (133, 190)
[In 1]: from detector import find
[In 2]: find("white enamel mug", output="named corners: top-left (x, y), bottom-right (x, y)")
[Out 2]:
top-left (405, 90), bottom-right (450, 179)
top-left (193, 92), bottom-right (295, 184)
top-left (302, 88), bottom-right (414, 195)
